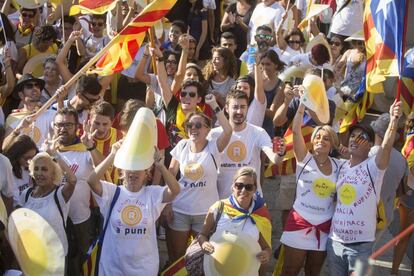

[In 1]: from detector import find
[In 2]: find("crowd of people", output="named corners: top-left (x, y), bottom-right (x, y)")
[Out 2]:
top-left (0, 0), bottom-right (412, 275)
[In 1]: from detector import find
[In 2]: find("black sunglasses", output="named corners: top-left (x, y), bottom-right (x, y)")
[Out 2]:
top-left (81, 93), bottom-right (100, 103)
top-left (180, 91), bottom-right (197, 98)
top-left (24, 82), bottom-right (41, 89)
top-left (21, 12), bottom-right (35, 18)
top-left (185, 122), bottom-right (206, 130)
top-left (288, 40), bottom-right (301, 45)
top-left (329, 41), bottom-right (342, 47)
top-left (234, 182), bottom-right (255, 192)
top-left (166, 60), bottom-right (178, 65)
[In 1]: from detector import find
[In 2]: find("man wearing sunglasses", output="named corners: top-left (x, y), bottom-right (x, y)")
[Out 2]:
top-left (4, 74), bottom-right (55, 147)
top-left (83, 14), bottom-right (109, 59)
top-left (7, 7), bottom-right (37, 49)
top-left (240, 25), bottom-right (275, 74)
top-left (51, 75), bottom-right (102, 125)
top-left (209, 90), bottom-right (285, 199)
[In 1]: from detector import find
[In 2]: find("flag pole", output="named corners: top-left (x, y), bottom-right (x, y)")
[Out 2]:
top-left (396, 0), bottom-right (409, 102)
top-left (149, 27), bottom-right (158, 75)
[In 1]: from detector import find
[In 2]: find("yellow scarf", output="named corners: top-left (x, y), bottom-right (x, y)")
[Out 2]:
top-left (175, 103), bottom-right (202, 139)
top-left (17, 23), bottom-right (33, 36)
top-left (58, 143), bottom-right (87, 152)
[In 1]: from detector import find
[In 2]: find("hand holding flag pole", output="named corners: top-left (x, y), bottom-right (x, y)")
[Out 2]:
top-left (32, 0), bottom-right (177, 121)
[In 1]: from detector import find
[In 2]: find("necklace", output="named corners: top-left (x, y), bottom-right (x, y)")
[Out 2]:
top-left (315, 157), bottom-right (329, 167)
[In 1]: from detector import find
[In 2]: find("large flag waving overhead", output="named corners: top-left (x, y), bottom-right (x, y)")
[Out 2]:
top-left (70, 0), bottom-right (117, 15)
top-left (364, 0), bottom-right (407, 93)
top-left (401, 48), bottom-right (414, 115)
top-left (91, 0), bottom-right (177, 75)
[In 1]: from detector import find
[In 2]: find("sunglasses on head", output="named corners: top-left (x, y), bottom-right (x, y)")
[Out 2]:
top-left (185, 121), bottom-right (206, 130)
top-left (92, 22), bottom-right (104, 27)
top-left (288, 40), bottom-right (301, 45)
top-left (255, 34), bottom-right (272, 41)
top-left (24, 82), bottom-right (41, 89)
top-left (21, 12), bottom-right (35, 18)
top-left (329, 41), bottom-right (342, 47)
top-left (180, 91), bottom-right (197, 98)
top-left (234, 182), bottom-right (255, 192)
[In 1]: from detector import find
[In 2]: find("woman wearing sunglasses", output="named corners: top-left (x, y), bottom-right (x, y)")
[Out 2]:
top-left (280, 101), bottom-right (340, 276)
top-left (198, 167), bottom-right (272, 274)
top-left (167, 94), bottom-right (232, 262)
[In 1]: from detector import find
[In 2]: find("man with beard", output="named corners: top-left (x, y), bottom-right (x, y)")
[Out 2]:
top-left (52, 107), bottom-right (102, 276)
top-left (208, 90), bottom-right (285, 199)
top-left (4, 74), bottom-right (56, 148)
top-left (240, 25), bottom-right (276, 74)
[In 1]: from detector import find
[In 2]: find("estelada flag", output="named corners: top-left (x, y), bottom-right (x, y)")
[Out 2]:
top-left (70, 0), bottom-right (117, 15)
top-left (91, 0), bottom-right (177, 76)
top-left (401, 48), bottom-right (414, 115)
top-left (364, 0), bottom-right (407, 93)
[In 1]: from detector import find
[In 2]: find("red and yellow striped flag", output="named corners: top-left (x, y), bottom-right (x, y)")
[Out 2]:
top-left (70, 0), bottom-right (117, 15)
top-left (402, 132), bottom-right (414, 168)
top-left (92, 0), bottom-right (177, 76)
top-left (265, 125), bottom-right (314, 177)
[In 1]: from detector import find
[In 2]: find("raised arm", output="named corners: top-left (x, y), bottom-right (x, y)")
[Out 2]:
top-left (254, 62), bottom-right (266, 104)
top-left (0, 48), bottom-right (15, 103)
top-left (195, 9), bottom-right (208, 60)
top-left (273, 84), bottom-right (295, 126)
top-left (134, 44), bottom-right (152, 84)
top-left (276, 9), bottom-right (289, 50)
top-left (375, 101), bottom-right (402, 170)
top-left (152, 46), bottom-right (173, 107)
top-left (154, 149), bottom-right (180, 203)
top-left (220, 11), bottom-right (235, 32)
top-left (87, 141), bottom-right (122, 196)
top-left (292, 102), bottom-right (307, 162)
top-left (81, 120), bottom-right (105, 167)
top-left (171, 34), bottom-right (189, 94)
top-left (56, 30), bottom-right (82, 82)
top-left (262, 141), bottom-right (286, 164)
top-left (45, 139), bottom-right (77, 202)
top-left (205, 94), bottom-right (232, 152)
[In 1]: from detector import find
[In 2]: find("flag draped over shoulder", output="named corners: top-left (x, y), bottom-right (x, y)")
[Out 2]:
top-left (70, 0), bottom-right (117, 15)
top-left (402, 131), bottom-right (414, 169)
top-left (364, 0), bottom-right (407, 93)
top-left (91, 0), bottom-right (177, 76)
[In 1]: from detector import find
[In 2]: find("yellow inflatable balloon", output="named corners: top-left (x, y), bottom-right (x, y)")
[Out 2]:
top-left (114, 107), bottom-right (157, 171)
top-left (8, 208), bottom-right (65, 276)
top-left (301, 74), bottom-right (330, 124)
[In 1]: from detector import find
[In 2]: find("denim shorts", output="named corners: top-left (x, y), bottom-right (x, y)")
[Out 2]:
top-left (400, 188), bottom-right (414, 209)
top-left (326, 238), bottom-right (373, 276)
top-left (168, 210), bottom-right (206, 233)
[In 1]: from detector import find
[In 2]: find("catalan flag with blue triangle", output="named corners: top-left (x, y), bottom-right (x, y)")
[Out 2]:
top-left (364, 0), bottom-right (407, 93)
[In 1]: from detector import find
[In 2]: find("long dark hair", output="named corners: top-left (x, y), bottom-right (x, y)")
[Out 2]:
top-left (0, 12), bottom-right (15, 44)
top-left (4, 135), bottom-right (38, 179)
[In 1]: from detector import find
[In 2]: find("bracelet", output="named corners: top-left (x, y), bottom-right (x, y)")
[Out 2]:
top-left (87, 144), bottom-right (96, 151)
top-left (156, 56), bottom-right (164, 62)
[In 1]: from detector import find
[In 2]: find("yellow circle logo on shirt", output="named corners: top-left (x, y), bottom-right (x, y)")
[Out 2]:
top-left (312, 178), bottom-right (336, 198)
top-left (121, 205), bottom-right (142, 226)
top-left (338, 183), bottom-right (357, 205)
top-left (227, 141), bottom-right (246, 162)
top-left (22, 126), bottom-right (41, 144)
top-left (184, 162), bottom-right (204, 181)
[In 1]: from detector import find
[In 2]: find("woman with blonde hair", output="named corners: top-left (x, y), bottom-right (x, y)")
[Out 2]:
top-left (20, 139), bottom-right (77, 257)
top-left (280, 101), bottom-right (341, 276)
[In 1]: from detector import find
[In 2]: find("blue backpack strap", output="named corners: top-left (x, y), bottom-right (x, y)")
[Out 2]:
top-left (100, 186), bottom-right (121, 242)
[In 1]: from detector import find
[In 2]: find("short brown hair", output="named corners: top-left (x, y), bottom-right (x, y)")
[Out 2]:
top-left (91, 101), bottom-right (115, 120)
top-left (119, 99), bottom-right (146, 131)
top-left (225, 90), bottom-right (249, 106)
top-left (183, 111), bottom-right (212, 131)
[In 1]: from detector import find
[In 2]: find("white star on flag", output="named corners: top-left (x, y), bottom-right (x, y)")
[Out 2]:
top-left (375, 0), bottom-right (393, 20)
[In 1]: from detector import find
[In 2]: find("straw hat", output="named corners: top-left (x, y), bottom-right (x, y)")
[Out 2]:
top-left (15, 0), bottom-right (46, 9)
top-left (345, 30), bottom-right (364, 41)
top-left (203, 230), bottom-right (261, 276)
top-left (114, 107), bottom-right (157, 171)
top-left (306, 34), bottom-right (333, 65)
top-left (301, 74), bottom-right (330, 124)
top-left (8, 208), bottom-right (65, 276)
top-left (12, 73), bottom-right (45, 95)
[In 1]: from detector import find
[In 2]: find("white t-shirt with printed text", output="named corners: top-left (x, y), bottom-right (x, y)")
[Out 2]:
top-left (171, 139), bottom-right (221, 215)
top-left (330, 156), bottom-right (385, 243)
top-left (59, 150), bottom-right (93, 224)
top-left (208, 123), bottom-right (272, 198)
top-left (94, 182), bottom-right (166, 275)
